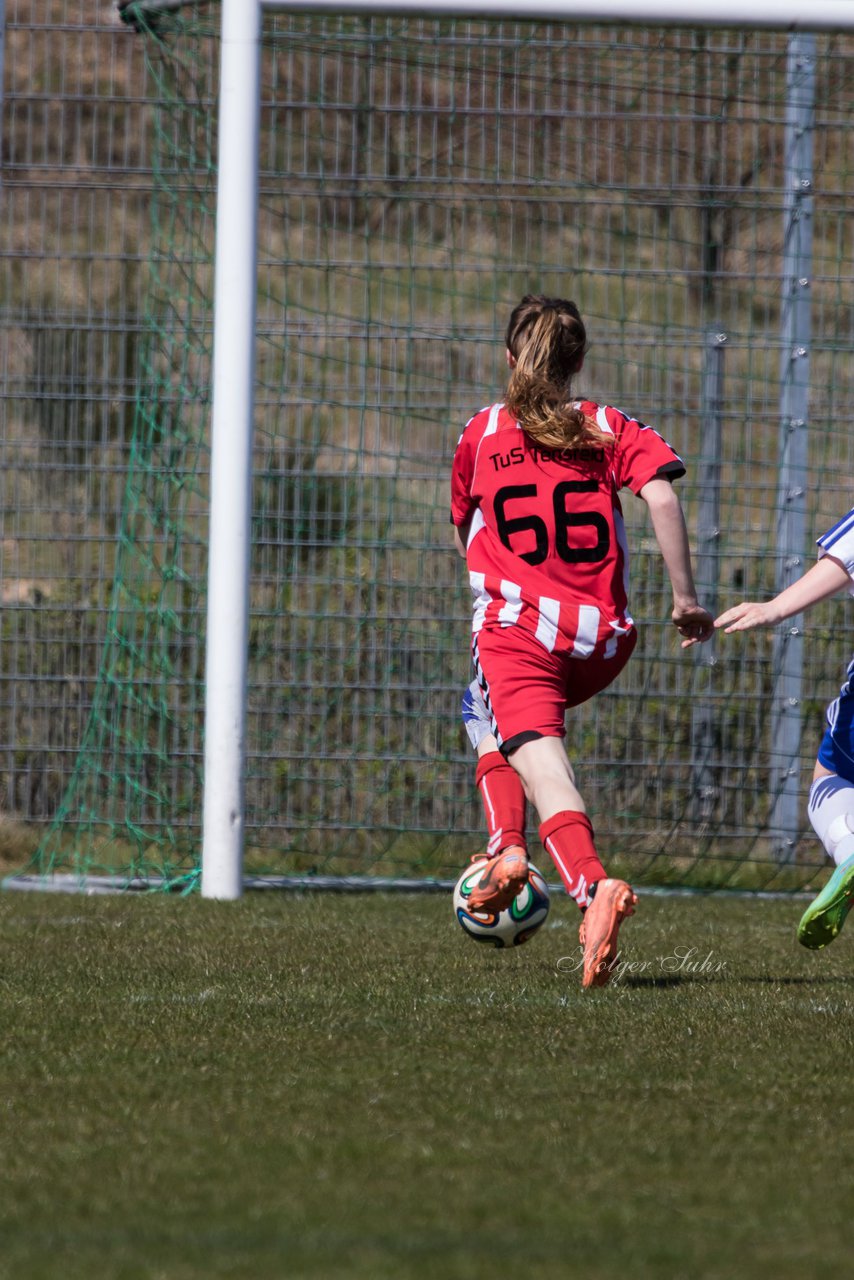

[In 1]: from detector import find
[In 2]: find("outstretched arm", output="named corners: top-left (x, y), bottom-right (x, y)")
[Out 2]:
top-left (715, 553), bottom-right (851, 633)
top-left (639, 477), bottom-right (714, 648)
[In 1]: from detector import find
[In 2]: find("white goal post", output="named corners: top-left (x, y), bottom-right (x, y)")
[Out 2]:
top-left (194, 0), bottom-right (854, 898)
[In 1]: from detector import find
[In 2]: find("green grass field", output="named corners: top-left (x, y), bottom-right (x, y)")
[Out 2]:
top-left (0, 887), bottom-right (851, 1279)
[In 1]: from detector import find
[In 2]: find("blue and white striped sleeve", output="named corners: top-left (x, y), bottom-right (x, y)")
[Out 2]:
top-left (817, 508), bottom-right (854, 590)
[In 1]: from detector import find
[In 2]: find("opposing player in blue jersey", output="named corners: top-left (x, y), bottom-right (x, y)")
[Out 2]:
top-left (716, 507), bottom-right (854, 949)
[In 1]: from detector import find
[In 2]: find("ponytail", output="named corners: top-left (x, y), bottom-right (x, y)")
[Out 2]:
top-left (504, 295), bottom-right (610, 450)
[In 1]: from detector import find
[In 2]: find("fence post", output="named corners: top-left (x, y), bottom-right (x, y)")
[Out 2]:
top-left (0, 1), bottom-right (5, 196)
top-left (691, 330), bottom-right (726, 823)
top-left (771, 32), bottom-right (815, 862)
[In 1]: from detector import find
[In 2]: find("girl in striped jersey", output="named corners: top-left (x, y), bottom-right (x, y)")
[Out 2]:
top-left (451, 294), bottom-right (713, 987)
top-left (717, 507), bottom-right (854, 950)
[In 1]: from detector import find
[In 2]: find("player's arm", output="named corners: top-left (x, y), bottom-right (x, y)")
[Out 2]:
top-left (715, 553), bottom-right (852, 633)
top-left (638, 477), bottom-right (714, 647)
top-left (453, 521), bottom-right (470, 558)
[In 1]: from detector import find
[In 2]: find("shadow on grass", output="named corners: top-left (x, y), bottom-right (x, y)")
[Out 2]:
top-left (619, 974), bottom-right (685, 989)
top-left (742, 973), bottom-right (854, 986)
top-left (617, 972), bottom-right (854, 989)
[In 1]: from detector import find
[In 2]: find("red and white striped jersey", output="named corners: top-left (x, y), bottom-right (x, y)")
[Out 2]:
top-left (450, 400), bottom-right (685, 653)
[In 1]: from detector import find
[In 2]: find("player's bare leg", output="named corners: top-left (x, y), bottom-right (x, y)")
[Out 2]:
top-left (507, 735), bottom-right (586, 821)
top-left (509, 736), bottom-right (637, 985)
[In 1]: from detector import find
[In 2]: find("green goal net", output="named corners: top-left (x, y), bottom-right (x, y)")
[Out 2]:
top-left (19, 4), bottom-right (854, 892)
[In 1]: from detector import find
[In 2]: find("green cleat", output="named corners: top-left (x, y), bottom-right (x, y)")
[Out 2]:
top-left (797, 853), bottom-right (854, 950)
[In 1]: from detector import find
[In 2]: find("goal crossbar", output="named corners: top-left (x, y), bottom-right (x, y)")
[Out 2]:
top-left (135, 0), bottom-right (854, 30)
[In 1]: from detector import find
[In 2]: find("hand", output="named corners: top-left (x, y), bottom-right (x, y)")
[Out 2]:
top-left (714, 601), bottom-right (781, 633)
top-left (672, 602), bottom-right (715, 648)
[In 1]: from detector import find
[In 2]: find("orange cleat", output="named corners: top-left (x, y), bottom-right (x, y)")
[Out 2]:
top-left (466, 846), bottom-right (529, 914)
top-left (578, 878), bottom-right (638, 988)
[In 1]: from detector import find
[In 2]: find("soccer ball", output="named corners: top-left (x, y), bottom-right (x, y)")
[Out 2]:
top-left (453, 857), bottom-right (550, 948)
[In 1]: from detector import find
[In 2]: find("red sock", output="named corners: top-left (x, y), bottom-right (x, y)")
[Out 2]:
top-left (475, 751), bottom-right (527, 856)
top-left (538, 810), bottom-right (606, 910)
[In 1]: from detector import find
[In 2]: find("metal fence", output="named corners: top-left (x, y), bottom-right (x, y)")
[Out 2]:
top-left (1, 3), bottom-right (153, 830)
top-left (3, 4), bottom-right (854, 888)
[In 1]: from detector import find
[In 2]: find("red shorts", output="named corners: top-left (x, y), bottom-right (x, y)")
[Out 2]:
top-left (472, 623), bottom-right (637, 755)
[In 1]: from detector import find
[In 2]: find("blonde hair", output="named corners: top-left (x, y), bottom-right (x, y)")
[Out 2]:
top-left (504, 295), bottom-right (610, 450)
